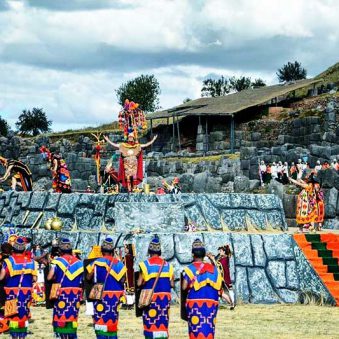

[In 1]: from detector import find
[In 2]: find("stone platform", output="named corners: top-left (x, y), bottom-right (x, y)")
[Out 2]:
top-left (0, 191), bottom-right (332, 305)
top-left (0, 191), bottom-right (287, 232)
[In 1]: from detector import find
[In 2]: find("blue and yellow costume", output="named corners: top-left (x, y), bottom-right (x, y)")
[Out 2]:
top-left (87, 251), bottom-right (126, 338)
top-left (2, 238), bottom-right (37, 338)
top-left (139, 237), bottom-right (174, 339)
top-left (51, 239), bottom-right (83, 339)
top-left (183, 240), bottom-right (222, 339)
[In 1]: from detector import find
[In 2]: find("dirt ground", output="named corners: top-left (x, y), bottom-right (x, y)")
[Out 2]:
top-left (26, 303), bottom-right (339, 339)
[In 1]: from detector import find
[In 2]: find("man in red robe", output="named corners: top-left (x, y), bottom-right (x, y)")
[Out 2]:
top-left (104, 133), bottom-right (157, 192)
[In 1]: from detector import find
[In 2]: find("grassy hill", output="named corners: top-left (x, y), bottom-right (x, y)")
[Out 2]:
top-left (315, 62), bottom-right (339, 84)
top-left (43, 62), bottom-right (339, 141)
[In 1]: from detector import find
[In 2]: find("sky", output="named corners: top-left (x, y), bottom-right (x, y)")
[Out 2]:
top-left (0, 0), bottom-right (338, 132)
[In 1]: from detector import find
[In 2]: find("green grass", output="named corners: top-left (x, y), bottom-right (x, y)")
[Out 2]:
top-left (29, 304), bottom-right (339, 339)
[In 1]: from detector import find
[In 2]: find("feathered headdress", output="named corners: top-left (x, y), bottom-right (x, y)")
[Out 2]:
top-left (118, 99), bottom-right (147, 141)
top-left (39, 145), bottom-right (52, 161)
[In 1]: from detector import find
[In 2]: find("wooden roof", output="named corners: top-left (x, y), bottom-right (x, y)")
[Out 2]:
top-left (147, 78), bottom-right (322, 120)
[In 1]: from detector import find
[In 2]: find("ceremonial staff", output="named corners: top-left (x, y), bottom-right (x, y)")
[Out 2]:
top-left (91, 132), bottom-right (105, 186)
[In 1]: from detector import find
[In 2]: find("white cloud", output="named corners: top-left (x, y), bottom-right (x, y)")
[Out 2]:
top-left (0, 0), bottom-right (338, 131)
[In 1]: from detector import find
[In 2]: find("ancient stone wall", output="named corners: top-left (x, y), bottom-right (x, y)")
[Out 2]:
top-left (0, 192), bottom-right (287, 233)
top-left (0, 222), bottom-right (333, 305)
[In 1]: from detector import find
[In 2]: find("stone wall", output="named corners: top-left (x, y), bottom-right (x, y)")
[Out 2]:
top-left (0, 223), bottom-right (333, 305)
top-left (0, 192), bottom-right (287, 233)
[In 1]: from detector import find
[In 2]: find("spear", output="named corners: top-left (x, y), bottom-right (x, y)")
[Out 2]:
top-left (91, 132), bottom-right (105, 186)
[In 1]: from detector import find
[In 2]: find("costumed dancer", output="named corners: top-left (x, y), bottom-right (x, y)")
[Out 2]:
top-left (86, 237), bottom-right (126, 338)
top-left (181, 239), bottom-right (222, 339)
top-left (137, 236), bottom-right (174, 339)
top-left (162, 177), bottom-right (181, 194)
top-left (314, 180), bottom-right (325, 231)
top-left (0, 156), bottom-right (33, 191)
top-left (47, 239), bottom-right (83, 339)
top-left (40, 146), bottom-right (72, 193)
top-left (104, 133), bottom-right (157, 193)
top-left (124, 243), bottom-right (135, 309)
top-left (0, 237), bottom-right (37, 338)
top-left (289, 173), bottom-right (318, 233)
top-left (207, 245), bottom-right (235, 310)
top-left (104, 99), bottom-right (157, 193)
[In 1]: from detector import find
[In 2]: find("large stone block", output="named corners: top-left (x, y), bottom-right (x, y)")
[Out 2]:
top-left (29, 192), bottom-right (48, 210)
top-left (267, 261), bottom-right (286, 288)
top-left (263, 234), bottom-right (294, 260)
top-left (45, 193), bottom-right (61, 211)
top-left (234, 266), bottom-right (250, 303)
top-left (174, 233), bottom-right (203, 264)
top-left (77, 232), bottom-right (100, 258)
top-left (58, 194), bottom-right (80, 215)
top-left (221, 210), bottom-right (246, 231)
top-left (309, 144), bottom-right (331, 159)
top-left (282, 194), bottom-right (297, 219)
top-left (277, 289), bottom-right (300, 303)
top-left (17, 192), bottom-right (32, 208)
top-left (247, 268), bottom-right (279, 303)
top-left (324, 188), bottom-right (338, 219)
top-left (317, 169), bottom-right (338, 188)
top-left (286, 260), bottom-right (299, 289)
top-left (114, 202), bottom-right (185, 233)
top-left (232, 233), bottom-right (253, 266)
top-left (234, 176), bottom-right (250, 193)
top-left (251, 235), bottom-right (266, 267)
top-left (196, 195), bottom-right (222, 230)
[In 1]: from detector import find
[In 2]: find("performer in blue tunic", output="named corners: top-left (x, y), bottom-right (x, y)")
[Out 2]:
top-left (137, 236), bottom-right (174, 339)
top-left (182, 239), bottom-right (222, 339)
top-left (0, 237), bottom-right (37, 338)
top-left (86, 237), bottom-right (126, 338)
top-left (47, 238), bottom-right (83, 339)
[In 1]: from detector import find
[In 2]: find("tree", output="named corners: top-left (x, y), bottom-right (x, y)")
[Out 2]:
top-left (16, 108), bottom-right (52, 136)
top-left (277, 61), bottom-right (307, 83)
top-left (252, 78), bottom-right (266, 88)
top-left (115, 74), bottom-right (161, 112)
top-left (229, 76), bottom-right (252, 92)
top-left (0, 115), bottom-right (9, 137)
top-left (201, 76), bottom-right (230, 97)
top-left (183, 98), bottom-right (192, 103)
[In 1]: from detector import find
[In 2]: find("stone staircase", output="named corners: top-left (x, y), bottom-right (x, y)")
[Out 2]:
top-left (294, 233), bottom-right (339, 305)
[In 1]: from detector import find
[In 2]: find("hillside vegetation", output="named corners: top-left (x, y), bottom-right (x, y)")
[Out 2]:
top-left (38, 62), bottom-right (339, 141)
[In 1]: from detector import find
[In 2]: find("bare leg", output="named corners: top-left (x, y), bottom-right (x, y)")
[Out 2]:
top-left (11, 177), bottom-right (17, 191)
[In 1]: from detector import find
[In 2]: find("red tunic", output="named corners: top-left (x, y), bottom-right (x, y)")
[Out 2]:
top-left (219, 256), bottom-right (232, 288)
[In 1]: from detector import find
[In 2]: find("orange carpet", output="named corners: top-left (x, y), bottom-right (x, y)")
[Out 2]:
top-left (294, 233), bottom-right (339, 306)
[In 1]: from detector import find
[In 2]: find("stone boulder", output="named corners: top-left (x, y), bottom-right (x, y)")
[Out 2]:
top-left (234, 175), bottom-right (250, 193)
top-left (317, 169), bottom-right (338, 188)
top-left (192, 171), bottom-right (209, 193)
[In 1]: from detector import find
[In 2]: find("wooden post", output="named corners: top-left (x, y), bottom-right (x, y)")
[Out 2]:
top-left (150, 119), bottom-right (153, 151)
top-left (230, 114), bottom-right (235, 154)
top-left (177, 115), bottom-right (181, 151)
top-left (205, 117), bottom-right (208, 153)
top-left (172, 115), bottom-right (176, 151)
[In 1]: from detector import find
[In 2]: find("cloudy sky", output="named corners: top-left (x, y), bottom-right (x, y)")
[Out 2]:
top-left (0, 0), bottom-right (338, 131)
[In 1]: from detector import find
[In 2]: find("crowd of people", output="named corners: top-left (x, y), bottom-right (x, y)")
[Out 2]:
top-left (259, 158), bottom-right (336, 233)
top-left (0, 235), bottom-right (234, 339)
top-left (258, 158), bottom-right (339, 186)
